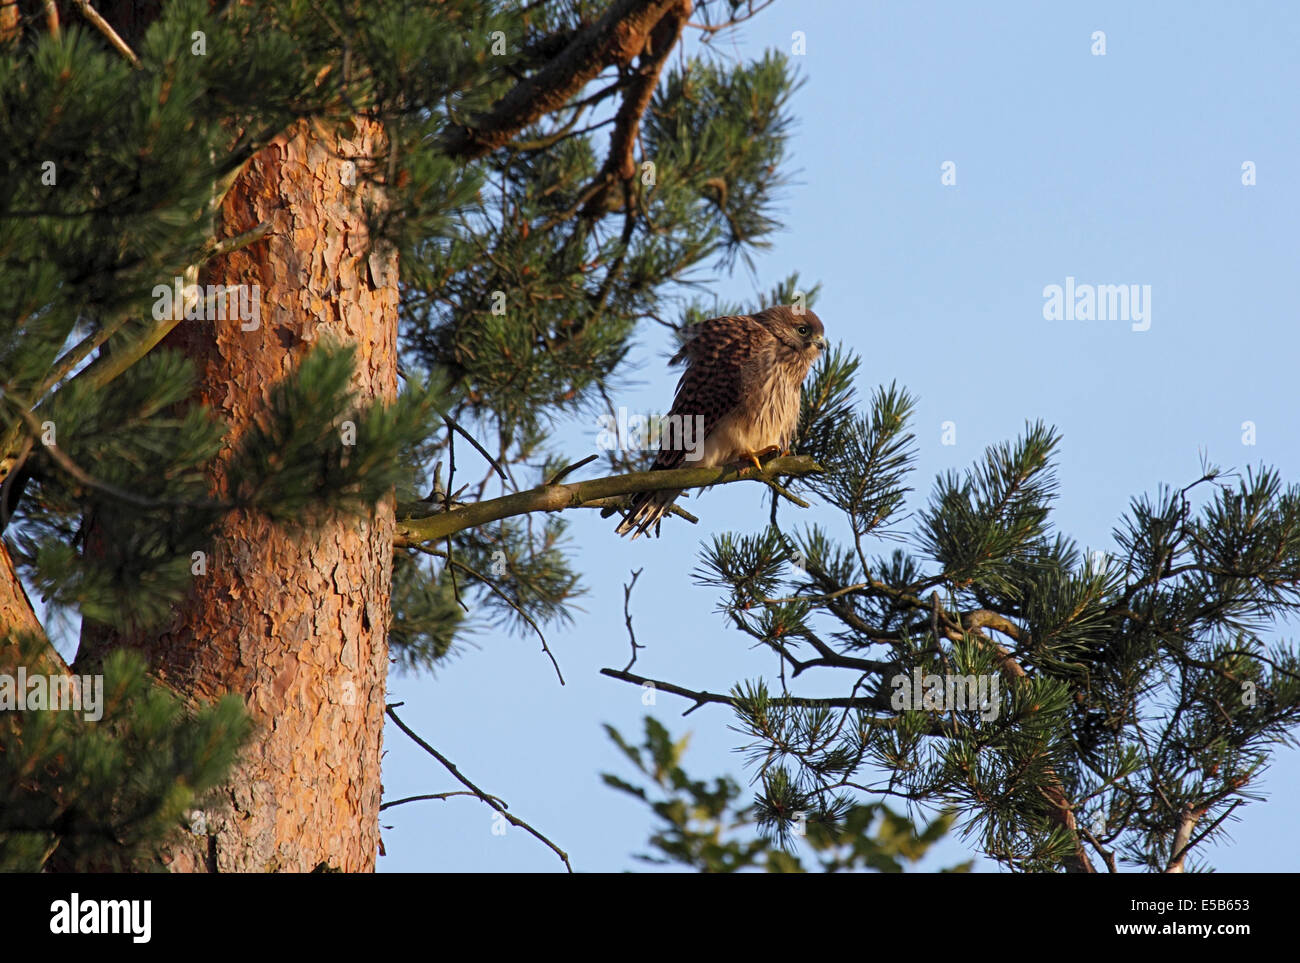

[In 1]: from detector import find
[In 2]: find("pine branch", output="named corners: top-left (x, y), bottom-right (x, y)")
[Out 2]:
top-left (4, 399), bottom-right (232, 513)
top-left (441, 0), bottom-right (686, 160)
top-left (394, 454), bottom-right (825, 545)
top-left (936, 611), bottom-right (1095, 874)
top-left (579, 0), bottom-right (689, 217)
top-left (1166, 799), bottom-right (1241, 873)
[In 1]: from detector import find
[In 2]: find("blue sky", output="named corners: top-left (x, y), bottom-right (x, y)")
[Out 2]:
top-left (377, 0), bottom-right (1300, 871)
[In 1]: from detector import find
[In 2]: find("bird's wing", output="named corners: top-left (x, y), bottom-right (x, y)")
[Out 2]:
top-left (651, 314), bottom-right (769, 471)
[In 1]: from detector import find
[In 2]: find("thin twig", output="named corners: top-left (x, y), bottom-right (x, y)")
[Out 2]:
top-left (443, 408), bottom-right (508, 481)
top-left (599, 666), bottom-right (897, 716)
top-left (414, 543), bottom-right (565, 685)
top-left (71, 0), bottom-right (141, 66)
top-left (758, 582), bottom-right (869, 606)
top-left (205, 220), bottom-right (273, 259)
top-left (686, 0), bottom-right (775, 35)
top-left (545, 453), bottom-right (598, 486)
top-left (622, 568), bottom-right (644, 672)
top-left (36, 312), bottom-right (133, 400)
top-left (442, 420), bottom-right (467, 613)
top-left (1079, 825), bottom-right (1120, 873)
top-left (440, 0), bottom-right (686, 160)
top-left (379, 791), bottom-right (495, 811)
top-left (762, 476), bottom-right (811, 509)
top-left (386, 704), bottom-right (573, 872)
top-left (396, 367), bottom-right (508, 482)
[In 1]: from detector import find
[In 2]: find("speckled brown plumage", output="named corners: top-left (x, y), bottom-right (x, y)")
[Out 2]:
top-left (615, 304), bottom-right (826, 538)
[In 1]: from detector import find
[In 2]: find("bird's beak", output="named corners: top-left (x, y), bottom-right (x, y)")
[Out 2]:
top-left (812, 334), bottom-right (827, 350)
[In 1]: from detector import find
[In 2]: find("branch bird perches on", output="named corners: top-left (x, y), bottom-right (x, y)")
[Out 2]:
top-left (394, 453), bottom-right (823, 546)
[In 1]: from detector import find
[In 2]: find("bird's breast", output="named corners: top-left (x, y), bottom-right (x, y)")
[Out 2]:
top-left (696, 368), bottom-right (802, 466)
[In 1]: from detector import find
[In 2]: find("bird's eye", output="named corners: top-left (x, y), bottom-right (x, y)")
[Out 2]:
top-left (796, 325), bottom-right (809, 336)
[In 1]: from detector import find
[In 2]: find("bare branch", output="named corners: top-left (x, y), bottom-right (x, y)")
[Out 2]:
top-left (379, 791), bottom-right (494, 811)
top-left (545, 453), bottom-right (599, 486)
top-left (386, 704), bottom-right (573, 872)
top-left (599, 666), bottom-right (897, 715)
top-left (71, 0), bottom-right (141, 67)
top-left (622, 568), bottom-right (644, 671)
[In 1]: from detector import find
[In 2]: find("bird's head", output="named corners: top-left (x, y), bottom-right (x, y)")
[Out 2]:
top-left (755, 304), bottom-right (826, 359)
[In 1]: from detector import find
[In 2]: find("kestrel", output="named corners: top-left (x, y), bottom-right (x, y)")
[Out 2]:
top-left (614, 304), bottom-right (826, 539)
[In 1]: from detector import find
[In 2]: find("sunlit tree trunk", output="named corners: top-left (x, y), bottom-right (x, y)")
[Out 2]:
top-left (77, 119), bottom-right (398, 872)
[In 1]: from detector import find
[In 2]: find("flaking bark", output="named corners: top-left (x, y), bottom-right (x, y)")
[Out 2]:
top-left (76, 119), bottom-right (397, 873)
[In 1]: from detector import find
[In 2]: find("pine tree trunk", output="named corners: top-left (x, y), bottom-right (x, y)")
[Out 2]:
top-left (0, 540), bottom-right (67, 674)
top-left (76, 120), bottom-right (398, 872)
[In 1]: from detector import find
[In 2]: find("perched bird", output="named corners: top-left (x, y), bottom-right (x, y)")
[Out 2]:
top-left (614, 304), bottom-right (826, 539)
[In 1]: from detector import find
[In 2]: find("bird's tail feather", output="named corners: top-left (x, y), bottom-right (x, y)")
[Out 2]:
top-left (614, 488), bottom-right (684, 539)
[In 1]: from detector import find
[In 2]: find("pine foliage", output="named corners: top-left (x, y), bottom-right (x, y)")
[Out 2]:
top-left (691, 345), bottom-right (1300, 871)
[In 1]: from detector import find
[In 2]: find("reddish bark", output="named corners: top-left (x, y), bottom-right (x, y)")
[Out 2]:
top-left (77, 119), bottom-right (398, 872)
